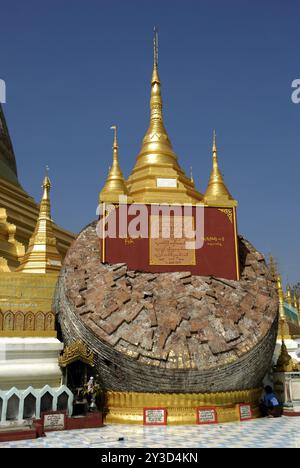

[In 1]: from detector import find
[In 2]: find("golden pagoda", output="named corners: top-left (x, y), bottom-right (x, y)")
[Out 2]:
top-left (126, 30), bottom-right (203, 205)
top-left (17, 173), bottom-right (62, 273)
top-left (203, 131), bottom-right (237, 207)
top-left (99, 126), bottom-right (132, 204)
top-left (0, 104), bottom-right (74, 270)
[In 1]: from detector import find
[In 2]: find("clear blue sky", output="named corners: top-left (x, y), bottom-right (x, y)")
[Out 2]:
top-left (1, 0), bottom-right (299, 284)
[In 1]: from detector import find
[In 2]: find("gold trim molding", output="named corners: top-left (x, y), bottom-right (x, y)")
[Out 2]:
top-left (105, 388), bottom-right (261, 425)
top-left (59, 340), bottom-right (95, 368)
top-left (0, 310), bottom-right (56, 336)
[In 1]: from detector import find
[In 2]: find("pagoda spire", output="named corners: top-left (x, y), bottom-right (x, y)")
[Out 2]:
top-left (136, 28), bottom-right (177, 164)
top-left (293, 293), bottom-right (298, 310)
top-left (286, 286), bottom-right (292, 306)
top-left (204, 131), bottom-right (237, 207)
top-left (17, 171), bottom-right (62, 273)
top-left (127, 29), bottom-right (202, 204)
top-left (277, 276), bottom-right (286, 321)
top-left (99, 126), bottom-right (132, 204)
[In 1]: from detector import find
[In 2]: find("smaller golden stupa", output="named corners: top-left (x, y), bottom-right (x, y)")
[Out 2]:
top-left (17, 172), bottom-right (62, 274)
top-left (203, 131), bottom-right (237, 207)
top-left (99, 126), bottom-right (132, 204)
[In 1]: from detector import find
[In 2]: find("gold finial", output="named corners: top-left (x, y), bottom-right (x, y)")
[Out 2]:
top-left (212, 129), bottom-right (217, 152)
top-left (99, 126), bottom-right (132, 204)
top-left (111, 125), bottom-right (118, 149)
top-left (153, 26), bottom-right (159, 67)
top-left (204, 131), bottom-right (237, 207)
top-left (17, 173), bottom-right (62, 274)
top-left (41, 166), bottom-right (51, 210)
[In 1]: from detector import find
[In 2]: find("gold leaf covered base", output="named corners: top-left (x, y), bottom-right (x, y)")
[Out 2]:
top-left (105, 389), bottom-right (261, 425)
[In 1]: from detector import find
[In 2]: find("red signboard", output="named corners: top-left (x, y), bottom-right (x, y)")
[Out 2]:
top-left (143, 408), bottom-right (167, 426)
top-left (101, 205), bottom-right (239, 281)
top-left (196, 406), bottom-right (218, 425)
top-left (238, 404), bottom-right (252, 421)
top-left (41, 410), bottom-right (67, 432)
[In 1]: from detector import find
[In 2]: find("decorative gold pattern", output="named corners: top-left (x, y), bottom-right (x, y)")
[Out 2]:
top-left (0, 310), bottom-right (56, 337)
top-left (58, 340), bottom-right (95, 368)
top-left (17, 175), bottom-right (62, 274)
top-left (105, 388), bottom-right (261, 425)
top-left (204, 132), bottom-right (237, 208)
top-left (218, 208), bottom-right (233, 224)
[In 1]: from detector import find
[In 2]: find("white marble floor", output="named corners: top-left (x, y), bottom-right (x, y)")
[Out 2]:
top-left (0, 417), bottom-right (299, 448)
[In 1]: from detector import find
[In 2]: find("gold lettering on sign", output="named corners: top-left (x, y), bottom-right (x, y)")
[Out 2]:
top-left (204, 236), bottom-right (225, 248)
top-left (149, 216), bottom-right (196, 266)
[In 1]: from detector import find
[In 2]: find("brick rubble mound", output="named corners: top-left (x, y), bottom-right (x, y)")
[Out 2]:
top-left (55, 221), bottom-right (278, 393)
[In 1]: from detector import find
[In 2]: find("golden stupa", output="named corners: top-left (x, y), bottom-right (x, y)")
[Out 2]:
top-left (99, 126), bottom-right (132, 204)
top-left (99, 31), bottom-right (236, 209)
top-left (203, 131), bottom-right (237, 207)
top-left (126, 31), bottom-right (202, 205)
top-left (0, 104), bottom-right (74, 271)
top-left (17, 173), bottom-right (62, 274)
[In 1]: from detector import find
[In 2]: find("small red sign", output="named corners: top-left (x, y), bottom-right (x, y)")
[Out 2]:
top-left (41, 410), bottom-right (67, 432)
top-left (143, 408), bottom-right (167, 426)
top-left (196, 406), bottom-right (218, 425)
top-left (238, 404), bottom-right (252, 421)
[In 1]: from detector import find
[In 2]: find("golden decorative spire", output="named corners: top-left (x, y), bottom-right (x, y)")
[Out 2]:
top-left (204, 131), bottom-right (237, 207)
top-left (127, 29), bottom-right (202, 204)
top-left (17, 171), bottom-right (62, 274)
top-left (293, 293), bottom-right (298, 311)
top-left (277, 276), bottom-right (286, 321)
top-left (99, 126), bottom-right (132, 204)
top-left (286, 286), bottom-right (292, 306)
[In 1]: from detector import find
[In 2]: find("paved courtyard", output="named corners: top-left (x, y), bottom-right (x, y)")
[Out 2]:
top-left (0, 417), bottom-right (299, 448)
